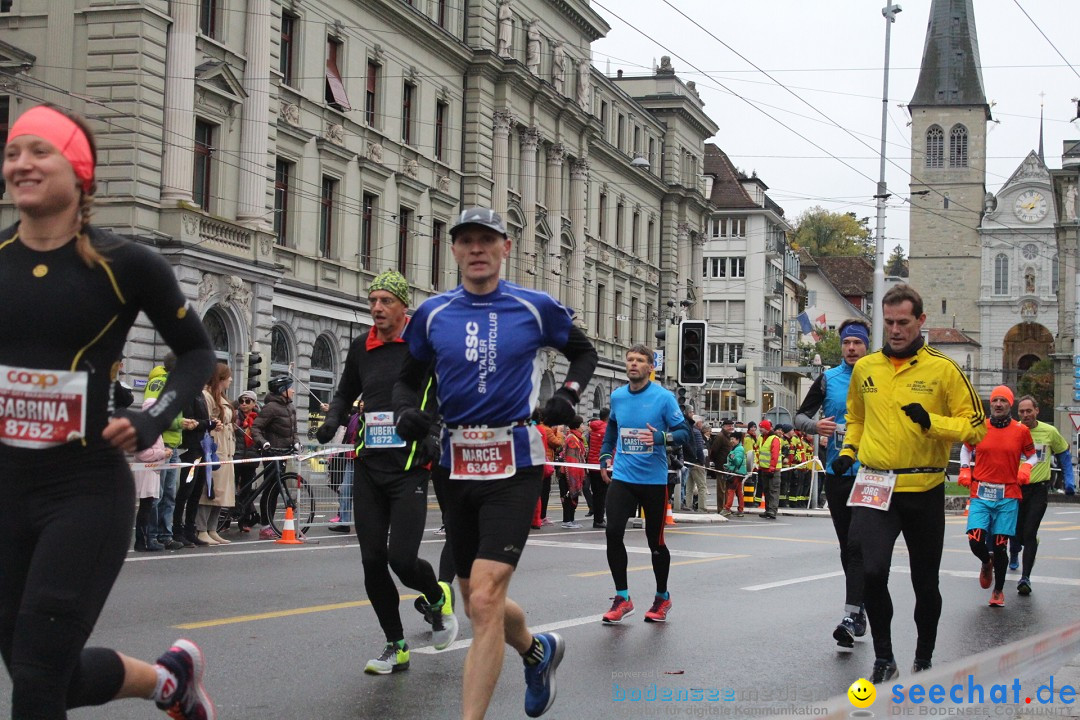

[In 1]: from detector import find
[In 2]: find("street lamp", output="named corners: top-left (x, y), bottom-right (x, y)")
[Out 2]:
top-left (872, 3), bottom-right (902, 351)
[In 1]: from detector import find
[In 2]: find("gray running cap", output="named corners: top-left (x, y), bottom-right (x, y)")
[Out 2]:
top-left (450, 207), bottom-right (508, 238)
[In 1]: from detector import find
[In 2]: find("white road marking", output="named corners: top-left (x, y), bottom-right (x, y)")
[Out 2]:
top-left (893, 567), bottom-right (1080, 587)
top-left (741, 571), bottom-right (845, 591)
top-left (525, 538), bottom-right (730, 558)
top-left (412, 614), bottom-right (605, 654)
top-left (125, 542), bottom-right (354, 561)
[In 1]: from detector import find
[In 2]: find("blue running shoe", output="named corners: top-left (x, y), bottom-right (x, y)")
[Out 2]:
top-left (523, 632), bottom-right (564, 718)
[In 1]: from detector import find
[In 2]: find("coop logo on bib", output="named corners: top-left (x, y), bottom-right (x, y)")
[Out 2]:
top-left (0, 364), bottom-right (88, 449)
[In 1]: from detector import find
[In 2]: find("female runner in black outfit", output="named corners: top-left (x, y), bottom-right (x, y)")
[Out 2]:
top-left (0, 104), bottom-right (217, 719)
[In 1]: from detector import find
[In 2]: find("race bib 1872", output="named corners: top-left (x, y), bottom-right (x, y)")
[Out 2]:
top-left (364, 411), bottom-right (406, 449)
top-left (0, 365), bottom-right (88, 449)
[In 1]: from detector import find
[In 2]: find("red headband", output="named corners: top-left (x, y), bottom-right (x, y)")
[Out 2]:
top-left (7, 106), bottom-right (95, 193)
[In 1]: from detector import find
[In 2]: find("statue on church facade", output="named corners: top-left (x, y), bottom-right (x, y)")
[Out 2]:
top-left (1065, 183), bottom-right (1078, 222)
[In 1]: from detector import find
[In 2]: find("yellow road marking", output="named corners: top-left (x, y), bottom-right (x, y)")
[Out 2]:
top-left (175, 594), bottom-right (421, 629)
top-left (572, 554), bottom-right (748, 577)
top-left (667, 529), bottom-right (835, 544)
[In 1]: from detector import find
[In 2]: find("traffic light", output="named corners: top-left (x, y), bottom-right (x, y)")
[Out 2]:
top-left (734, 362), bottom-right (749, 398)
top-left (247, 351), bottom-right (263, 391)
top-left (677, 320), bottom-right (707, 386)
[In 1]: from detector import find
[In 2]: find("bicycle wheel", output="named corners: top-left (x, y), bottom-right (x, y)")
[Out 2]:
top-left (265, 473), bottom-right (315, 535)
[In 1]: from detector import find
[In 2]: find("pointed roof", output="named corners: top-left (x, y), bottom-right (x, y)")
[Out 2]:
top-left (910, 0), bottom-right (990, 115)
top-left (704, 143), bottom-right (757, 210)
top-left (927, 327), bottom-right (979, 346)
top-left (812, 255), bottom-right (874, 297)
top-left (1038, 105), bottom-right (1045, 163)
top-left (1000, 150), bottom-right (1050, 190)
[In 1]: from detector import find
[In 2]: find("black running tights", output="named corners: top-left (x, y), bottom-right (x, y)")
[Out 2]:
top-left (1013, 481), bottom-right (1048, 579)
top-left (0, 456), bottom-right (132, 719)
top-left (354, 464), bottom-right (442, 643)
top-left (850, 484), bottom-right (944, 662)
top-left (604, 480), bottom-right (670, 595)
top-left (824, 473), bottom-right (864, 608)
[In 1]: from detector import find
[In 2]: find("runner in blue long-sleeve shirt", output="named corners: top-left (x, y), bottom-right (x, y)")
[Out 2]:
top-left (598, 344), bottom-right (689, 624)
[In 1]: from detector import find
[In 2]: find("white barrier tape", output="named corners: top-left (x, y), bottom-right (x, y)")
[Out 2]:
top-left (128, 445), bottom-right (352, 472)
top-left (817, 620), bottom-right (1080, 718)
top-left (684, 459), bottom-right (823, 474)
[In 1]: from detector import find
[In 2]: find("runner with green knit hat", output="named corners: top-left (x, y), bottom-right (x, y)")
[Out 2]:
top-left (314, 269), bottom-right (456, 674)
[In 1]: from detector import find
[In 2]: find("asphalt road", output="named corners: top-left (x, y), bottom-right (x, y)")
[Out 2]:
top-left (2, 499), bottom-right (1079, 718)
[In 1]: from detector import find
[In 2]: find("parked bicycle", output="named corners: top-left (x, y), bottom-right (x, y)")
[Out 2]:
top-left (217, 447), bottom-right (315, 536)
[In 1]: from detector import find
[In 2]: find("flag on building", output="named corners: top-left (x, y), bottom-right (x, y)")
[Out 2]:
top-left (797, 312), bottom-right (813, 335)
top-left (816, 313), bottom-right (827, 327)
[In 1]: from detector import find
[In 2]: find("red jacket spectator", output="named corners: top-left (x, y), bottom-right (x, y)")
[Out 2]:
top-left (586, 417), bottom-right (607, 465)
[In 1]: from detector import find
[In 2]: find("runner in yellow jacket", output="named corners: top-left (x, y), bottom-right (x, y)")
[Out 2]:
top-left (835, 284), bottom-right (985, 685)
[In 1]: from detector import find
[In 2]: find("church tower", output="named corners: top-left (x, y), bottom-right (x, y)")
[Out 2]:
top-left (907, 0), bottom-right (991, 340)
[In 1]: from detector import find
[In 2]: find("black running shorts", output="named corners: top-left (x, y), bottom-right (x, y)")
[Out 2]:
top-left (433, 464), bottom-right (542, 577)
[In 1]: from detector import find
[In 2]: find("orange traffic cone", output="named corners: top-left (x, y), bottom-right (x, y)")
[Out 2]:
top-left (665, 499), bottom-right (676, 526)
top-left (963, 499), bottom-right (970, 517)
top-left (275, 506), bottom-right (304, 545)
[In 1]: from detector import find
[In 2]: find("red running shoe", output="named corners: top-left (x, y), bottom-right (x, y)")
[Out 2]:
top-left (154, 639), bottom-right (216, 720)
top-left (602, 597), bottom-right (634, 624)
top-left (989, 590), bottom-right (1005, 607)
top-left (979, 560), bottom-right (993, 589)
top-left (644, 596), bottom-right (672, 623)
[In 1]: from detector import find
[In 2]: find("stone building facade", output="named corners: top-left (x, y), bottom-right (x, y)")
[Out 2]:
top-left (0, 0), bottom-right (718, 435)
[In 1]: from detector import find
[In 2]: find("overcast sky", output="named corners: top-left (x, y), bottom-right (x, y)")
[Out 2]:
top-left (590, 0), bottom-right (1080, 254)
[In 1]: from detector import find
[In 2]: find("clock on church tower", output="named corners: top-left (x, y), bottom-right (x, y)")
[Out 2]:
top-left (1014, 190), bottom-right (1048, 223)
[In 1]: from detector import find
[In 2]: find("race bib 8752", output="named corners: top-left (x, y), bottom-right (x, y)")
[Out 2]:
top-left (0, 365), bottom-right (88, 449)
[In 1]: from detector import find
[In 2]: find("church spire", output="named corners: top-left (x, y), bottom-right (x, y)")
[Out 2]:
top-left (910, 0), bottom-right (990, 116)
top-left (1038, 99), bottom-right (1045, 163)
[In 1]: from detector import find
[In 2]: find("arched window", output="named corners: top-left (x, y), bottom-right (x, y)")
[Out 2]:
top-left (925, 125), bottom-right (944, 169)
top-left (949, 125), bottom-right (968, 168)
top-left (203, 307), bottom-right (230, 362)
top-left (1053, 254), bottom-right (1059, 295)
top-left (993, 254), bottom-right (1009, 295)
top-left (308, 336), bottom-right (337, 438)
top-left (270, 325), bottom-right (292, 377)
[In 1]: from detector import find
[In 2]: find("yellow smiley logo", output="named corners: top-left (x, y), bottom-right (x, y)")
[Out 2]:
top-left (848, 678), bottom-right (876, 708)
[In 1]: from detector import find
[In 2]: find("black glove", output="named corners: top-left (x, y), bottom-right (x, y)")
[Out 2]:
top-left (396, 409), bottom-right (434, 442)
top-left (542, 388), bottom-right (577, 426)
top-left (901, 403), bottom-right (931, 431)
top-left (315, 421), bottom-right (338, 445)
top-left (831, 455), bottom-right (855, 476)
top-left (418, 434), bottom-right (441, 466)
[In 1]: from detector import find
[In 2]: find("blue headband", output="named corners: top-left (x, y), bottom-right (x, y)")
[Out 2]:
top-left (841, 324), bottom-right (870, 347)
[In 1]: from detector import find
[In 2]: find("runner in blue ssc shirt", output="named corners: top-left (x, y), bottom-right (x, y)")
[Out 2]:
top-left (393, 207), bottom-right (597, 719)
